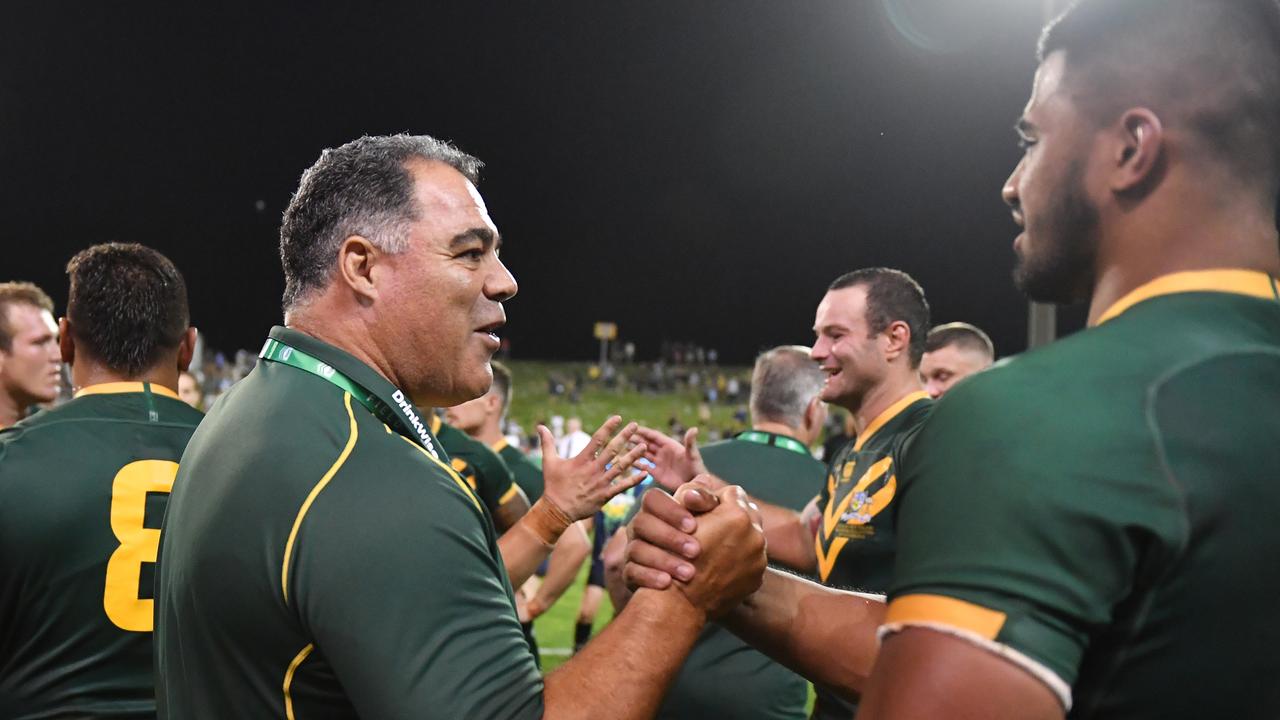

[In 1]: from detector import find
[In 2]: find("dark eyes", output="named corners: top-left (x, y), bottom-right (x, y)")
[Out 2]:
top-left (1017, 137), bottom-right (1037, 151)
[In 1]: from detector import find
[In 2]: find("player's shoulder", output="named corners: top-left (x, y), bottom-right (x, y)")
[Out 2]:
top-left (447, 427), bottom-right (512, 477)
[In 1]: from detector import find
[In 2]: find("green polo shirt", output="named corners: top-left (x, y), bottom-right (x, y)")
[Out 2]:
top-left (657, 431), bottom-right (826, 720)
top-left (430, 414), bottom-right (521, 520)
top-left (494, 438), bottom-right (544, 503)
top-left (155, 326), bottom-right (542, 719)
top-left (0, 382), bottom-right (202, 719)
top-left (812, 391), bottom-right (932, 720)
top-left (884, 270), bottom-right (1280, 718)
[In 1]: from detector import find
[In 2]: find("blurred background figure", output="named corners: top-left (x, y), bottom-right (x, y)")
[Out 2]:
top-left (177, 370), bottom-right (202, 409)
top-left (919, 321), bottom-right (995, 399)
top-left (0, 282), bottom-right (61, 429)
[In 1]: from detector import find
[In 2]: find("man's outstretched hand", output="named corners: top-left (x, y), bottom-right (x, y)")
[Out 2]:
top-left (538, 416), bottom-right (648, 522)
top-left (635, 427), bottom-right (719, 493)
top-left (624, 481), bottom-right (766, 619)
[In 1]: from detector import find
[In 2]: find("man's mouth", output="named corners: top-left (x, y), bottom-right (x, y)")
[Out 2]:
top-left (475, 320), bottom-right (504, 347)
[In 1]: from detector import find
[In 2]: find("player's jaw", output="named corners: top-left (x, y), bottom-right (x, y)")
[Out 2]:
top-left (1011, 162), bottom-right (1099, 306)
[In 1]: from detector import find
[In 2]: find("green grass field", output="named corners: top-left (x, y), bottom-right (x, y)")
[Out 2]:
top-left (501, 360), bottom-right (752, 443)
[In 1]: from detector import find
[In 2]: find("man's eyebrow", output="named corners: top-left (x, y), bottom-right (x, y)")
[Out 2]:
top-left (449, 228), bottom-right (499, 250)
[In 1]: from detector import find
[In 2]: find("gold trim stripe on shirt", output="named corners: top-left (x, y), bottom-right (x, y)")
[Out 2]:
top-left (281, 393), bottom-right (358, 605)
top-left (885, 593), bottom-right (1008, 640)
top-left (282, 642), bottom-right (315, 720)
top-left (854, 391), bottom-right (930, 451)
top-left (74, 381), bottom-right (180, 401)
top-left (398, 434), bottom-right (483, 512)
top-left (1095, 268), bottom-right (1280, 325)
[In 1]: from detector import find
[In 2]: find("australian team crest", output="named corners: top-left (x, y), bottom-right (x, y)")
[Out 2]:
top-left (840, 491), bottom-right (874, 525)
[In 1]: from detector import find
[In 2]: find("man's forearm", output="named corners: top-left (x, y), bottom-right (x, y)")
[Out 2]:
top-left (499, 499), bottom-right (572, 587)
top-left (531, 521), bottom-right (592, 614)
top-left (543, 588), bottom-right (704, 720)
top-left (723, 568), bottom-right (884, 698)
top-left (759, 503), bottom-right (817, 573)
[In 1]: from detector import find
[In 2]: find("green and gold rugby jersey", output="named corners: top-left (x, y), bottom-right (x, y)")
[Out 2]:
top-left (812, 390), bottom-right (931, 720)
top-left (155, 327), bottom-right (542, 720)
top-left (494, 438), bottom-right (544, 503)
top-left (0, 383), bottom-right (202, 720)
top-left (884, 270), bottom-right (1280, 719)
top-left (430, 414), bottom-right (522, 520)
top-left (657, 432), bottom-right (825, 720)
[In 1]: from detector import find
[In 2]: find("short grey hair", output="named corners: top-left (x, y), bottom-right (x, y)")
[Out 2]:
top-left (750, 345), bottom-right (826, 428)
top-left (279, 134), bottom-right (483, 310)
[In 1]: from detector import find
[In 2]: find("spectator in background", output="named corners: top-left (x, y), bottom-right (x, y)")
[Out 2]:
top-left (557, 416), bottom-right (592, 458)
top-left (0, 282), bottom-right (61, 429)
top-left (919, 322), bottom-right (995, 399)
top-left (178, 370), bottom-right (203, 409)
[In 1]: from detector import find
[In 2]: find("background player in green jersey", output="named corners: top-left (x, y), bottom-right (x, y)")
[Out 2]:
top-left (606, 345), bottom-right (828, 720)
top-left (0, 282), bottom-right (61, 429)
top-left (0, 244), bottom-right (201, 719)
top-left (637, 268), bottom-right (933, 718)
top-left (918, 322), bottom-right (994, 399)
top-left (429, 411), bottom-right (529, 530)
top-left (447, 361), bottom-right (594, 657)
top-left (156, 134), bottom-right (768, 719)
top-left (624, 1), bottom-right (1280, 718)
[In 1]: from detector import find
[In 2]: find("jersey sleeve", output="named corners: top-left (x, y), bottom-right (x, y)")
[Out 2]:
top-left (293, 455), bottom-right (543, 719)
top-left (464, 446), bottom-right (519, 512)
top-left (881, 374), bottom-right (1181, 711)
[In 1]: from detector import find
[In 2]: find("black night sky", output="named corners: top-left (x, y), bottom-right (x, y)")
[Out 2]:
top-left (2, 1), bottom-right (1082, 364)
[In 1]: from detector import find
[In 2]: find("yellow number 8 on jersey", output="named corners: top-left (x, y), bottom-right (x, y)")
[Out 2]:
top-left (104, 459), bottom-right (178, 632)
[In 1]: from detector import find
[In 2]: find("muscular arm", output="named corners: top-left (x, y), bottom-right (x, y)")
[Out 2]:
top-left (543, 589), bottom-right (705, 720)
top-left (528, 520), bottom-right (593, 618)
top-left (547, 484), bottom-right (768, 720)
top-left (759, 497), bottom-right (818, 573)
top-left (722, 568), bottom-right (884, 699)
top-left (493, 484), bottom-right (531, 532)
top-left (857, 628), bottom-right (1063, 720)
top-left (622, 488), bottom-right (878, 699)
top-left (498, 497), bottom-right (573, 588)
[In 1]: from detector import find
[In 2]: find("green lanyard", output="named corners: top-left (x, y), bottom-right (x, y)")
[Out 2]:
top-left (737, 430), bottom-right (811, 457)
top-left (258, 337), bottom-right (441, 459)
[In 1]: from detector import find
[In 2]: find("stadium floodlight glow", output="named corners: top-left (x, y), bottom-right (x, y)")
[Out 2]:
top-left (878, 0), bottom-right (1058, 55)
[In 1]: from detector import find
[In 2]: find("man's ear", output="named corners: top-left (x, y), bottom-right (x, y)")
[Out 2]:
top-left (1111, 108), bottom-right (1164, 195)
top-left (177, 327), bottom-right (198, 373)
top-left (882, 320), bottom-right (911, 363)
top-left (337, 235), bottom-right (381, 305)
top-left (59, 317), bottom-right (75, 365)
top-left (485, 393), bottom-right (503, 417)
top-left (803, 396), bottom-right (826, 438)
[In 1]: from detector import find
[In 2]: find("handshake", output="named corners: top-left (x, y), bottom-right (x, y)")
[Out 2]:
top-left (621, 480), bottom-right (769, 619)
top-left (610, 427), bottom-right (769, 620)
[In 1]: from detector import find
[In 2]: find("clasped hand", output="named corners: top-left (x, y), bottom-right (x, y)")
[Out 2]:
top-left (624, 479), bottom-right (767, 619)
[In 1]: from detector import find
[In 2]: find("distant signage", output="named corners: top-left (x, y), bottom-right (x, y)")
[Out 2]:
top-left (594, 322), bottom-right (618, 341)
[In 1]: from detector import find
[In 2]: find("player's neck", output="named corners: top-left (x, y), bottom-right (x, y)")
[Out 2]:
top-left (473, 420), bottom-right (506, 447)
top-left (0, 390), bottom-right (21, 428)
top-left (751, 420), bottom-right (799, 441)
top-left (72, 359), bottom-right (180, 394)
top-left (1087, 188), bottom-right (1280, 325)
top-left (288, 307), bottom-right (402, 393)
top-left (850, 373), bottom-right (924, 436)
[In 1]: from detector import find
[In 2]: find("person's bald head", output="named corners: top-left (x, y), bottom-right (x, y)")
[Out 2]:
top-left (1041, 0), bottom-right (1280, 201)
